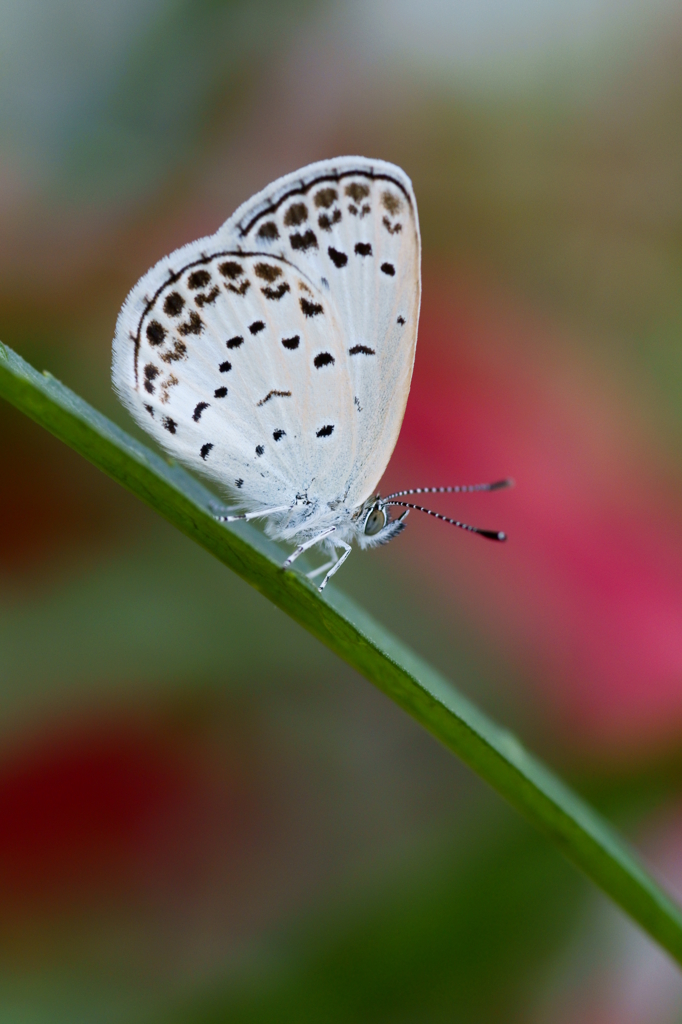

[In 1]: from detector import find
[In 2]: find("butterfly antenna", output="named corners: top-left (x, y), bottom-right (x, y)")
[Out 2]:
top-left (383, 479), bottom-right (513, 501)
top-left (385, 501), bottom-right (507, 541)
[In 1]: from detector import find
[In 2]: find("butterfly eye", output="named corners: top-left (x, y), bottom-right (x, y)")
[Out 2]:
top-left (364, 506), bottom-right (387, 536)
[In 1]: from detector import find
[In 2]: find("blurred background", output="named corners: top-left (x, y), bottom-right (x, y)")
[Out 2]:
top-left (2, 0), bottom-right (682, 1020)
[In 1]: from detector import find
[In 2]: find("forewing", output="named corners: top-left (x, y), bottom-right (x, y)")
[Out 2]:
top-left (223, 156), bottom-right (421, 506)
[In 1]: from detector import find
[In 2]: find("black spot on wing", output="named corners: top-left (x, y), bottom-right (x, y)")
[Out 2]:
top-left (143, 364), bottom-right (159, 393)
top-left (162, 416), bottom-right (177, 434)
top-left (300, 298), bottom-right (323, 317)
top-left (256, 221), bottom-right (279, 241)
top-left (257, 389), bottom-right (291, 406)
top-left (227, 279), bottom-right (250, 296)
top-left (380, 262), bottom-right (395, 276)
top-left (255, 445), bottom-right (264, 456)
top-left (355, 242), bottom-right (372, 257)
top-left (397, 316), bottom-right (406, 325)
top-left (193, 402), bottom-right (209, 421)
top-left (144, 404), bottom-right (154, 417)
top-left (200, 443), bottom-right (213, 460)
top-left (254, 263), bottom-right (282, 282)
top-left (262, 283), bottom-right (290, 300)
top-left (160, 339), bottom-right (187, 363)
top-left (328, 247), bottom-right (347, 268)
top-left (349, 345), bottom-right (375, 356)
top-left (163, 292), bottom-right (184, 317)
top-left (179, 311), bottom-right (204, 336)
top-left (249, 321), bottom-right (265, 335)
top-left (273, 429), bottom-right (286, 441)
top-left (196, 286), bottom-right (219, 306)
top-left (188, 269), bottom-right (211, 290)
top-left (235, 478), bottom-right (243, 488)
top-left (314, 352), bottom-right (334, 368)
top-left (283, 202), bottom-right (308, 227)
top-left (290, 230), bottom-right (317, 252)
top-left (226, 335), bottom-right (243, 349)
top-left (318, 210), bottom-right (341, 232)
top-left (219, 360), bottom-right (231, 372)
top-left (214, 387), bottom-right (227, 398)
top-left (314, 187), bottom-right (337, 209)
top-left (146, 321), bottom-right (166, 346)
top-left (282, 335), bottom-right (300, 350)
top-left (219, 261), bottom-right (243, 279)
top-left (316, 424), bottom-right (334, 438)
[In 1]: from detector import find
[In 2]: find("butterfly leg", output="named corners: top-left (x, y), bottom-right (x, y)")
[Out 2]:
top-left (282, 527), bottom-right (336, 569)
top-left (306, 559), bottom-right (335, 581)
top-left (318, 542), bottom-right (352, 592)
top-left (216, 504), bottom-right (291, 523)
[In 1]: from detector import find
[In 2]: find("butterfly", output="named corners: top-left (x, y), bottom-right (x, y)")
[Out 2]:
top-left (112, 156), bottom-right (509, 590)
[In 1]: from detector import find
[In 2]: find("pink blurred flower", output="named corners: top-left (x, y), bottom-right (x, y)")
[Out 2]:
top-left (383, 272), bottom-right (682, 757)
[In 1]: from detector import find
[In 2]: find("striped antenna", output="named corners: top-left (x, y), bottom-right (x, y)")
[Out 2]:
top-left (383, 479), bottom-right (513, 501)
top-left (385, 501), bottom-right (507, 541)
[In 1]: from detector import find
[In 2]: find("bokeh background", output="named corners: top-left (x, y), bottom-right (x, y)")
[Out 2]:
top-left (2, 0), bottom-right (682, 1020)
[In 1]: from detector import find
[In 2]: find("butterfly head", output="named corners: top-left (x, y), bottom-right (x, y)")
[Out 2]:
top-left (355, 498), bottom-right (409, 549)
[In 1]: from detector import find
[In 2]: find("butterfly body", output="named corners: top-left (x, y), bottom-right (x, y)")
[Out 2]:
top-left (113, 157), bottom-right (507, 588)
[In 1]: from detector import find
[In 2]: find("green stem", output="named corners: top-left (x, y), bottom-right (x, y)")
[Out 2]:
top-left (1, 339), bottom-right (681, 964)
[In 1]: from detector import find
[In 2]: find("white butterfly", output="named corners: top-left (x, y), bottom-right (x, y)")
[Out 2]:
top-left (113, 156), bottom-right (508, 590)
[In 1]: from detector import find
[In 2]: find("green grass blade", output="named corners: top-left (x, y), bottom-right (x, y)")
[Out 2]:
top-left (1, 338), bottom-right (681, 964)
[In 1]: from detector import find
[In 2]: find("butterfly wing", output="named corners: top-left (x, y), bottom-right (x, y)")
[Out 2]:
top-left (223, 156), bottom-right (421, 507)
top-left (112, 157), bottom-right (421, 511)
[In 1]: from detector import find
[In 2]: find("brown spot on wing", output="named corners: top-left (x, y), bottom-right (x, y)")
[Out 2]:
top-left (159, 374), bottom-right (178, 404)
top-left (345, 182), bottom-right (370, 201)
top-left (188, 269), bottom-right (211, 290)
top-left (256, 221), bottom-right (279, 241)
top-left (314, 187), bottom-right (337, 209)
top-left (283, 202), bottom-right (308, 227)
top-left (179, 311), bottom-right (204, 336)
top-left (262, 283), bottom-right (290, 300)
top-left (254, 263), bottom-right (282, 282)
top-left (143, 364), bottom-right (159, 394)
top-left (227, 279), bottom-right (250, 296)
top-left (219, 261), bottom-right (243, 279)
top-left (160, 339), bottom-right (187, 363)
top-left (196, 286), bottom-right (219, 306)
top-left (318, 209), bottom-right (341, 232)
top-left (381, 190), bottom-right (402, 215)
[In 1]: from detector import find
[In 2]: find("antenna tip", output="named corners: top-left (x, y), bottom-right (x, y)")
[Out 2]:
top-left (478, 529), bottom-right (507, 541)
top-left (490, 478), bottom-right (514, 490)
